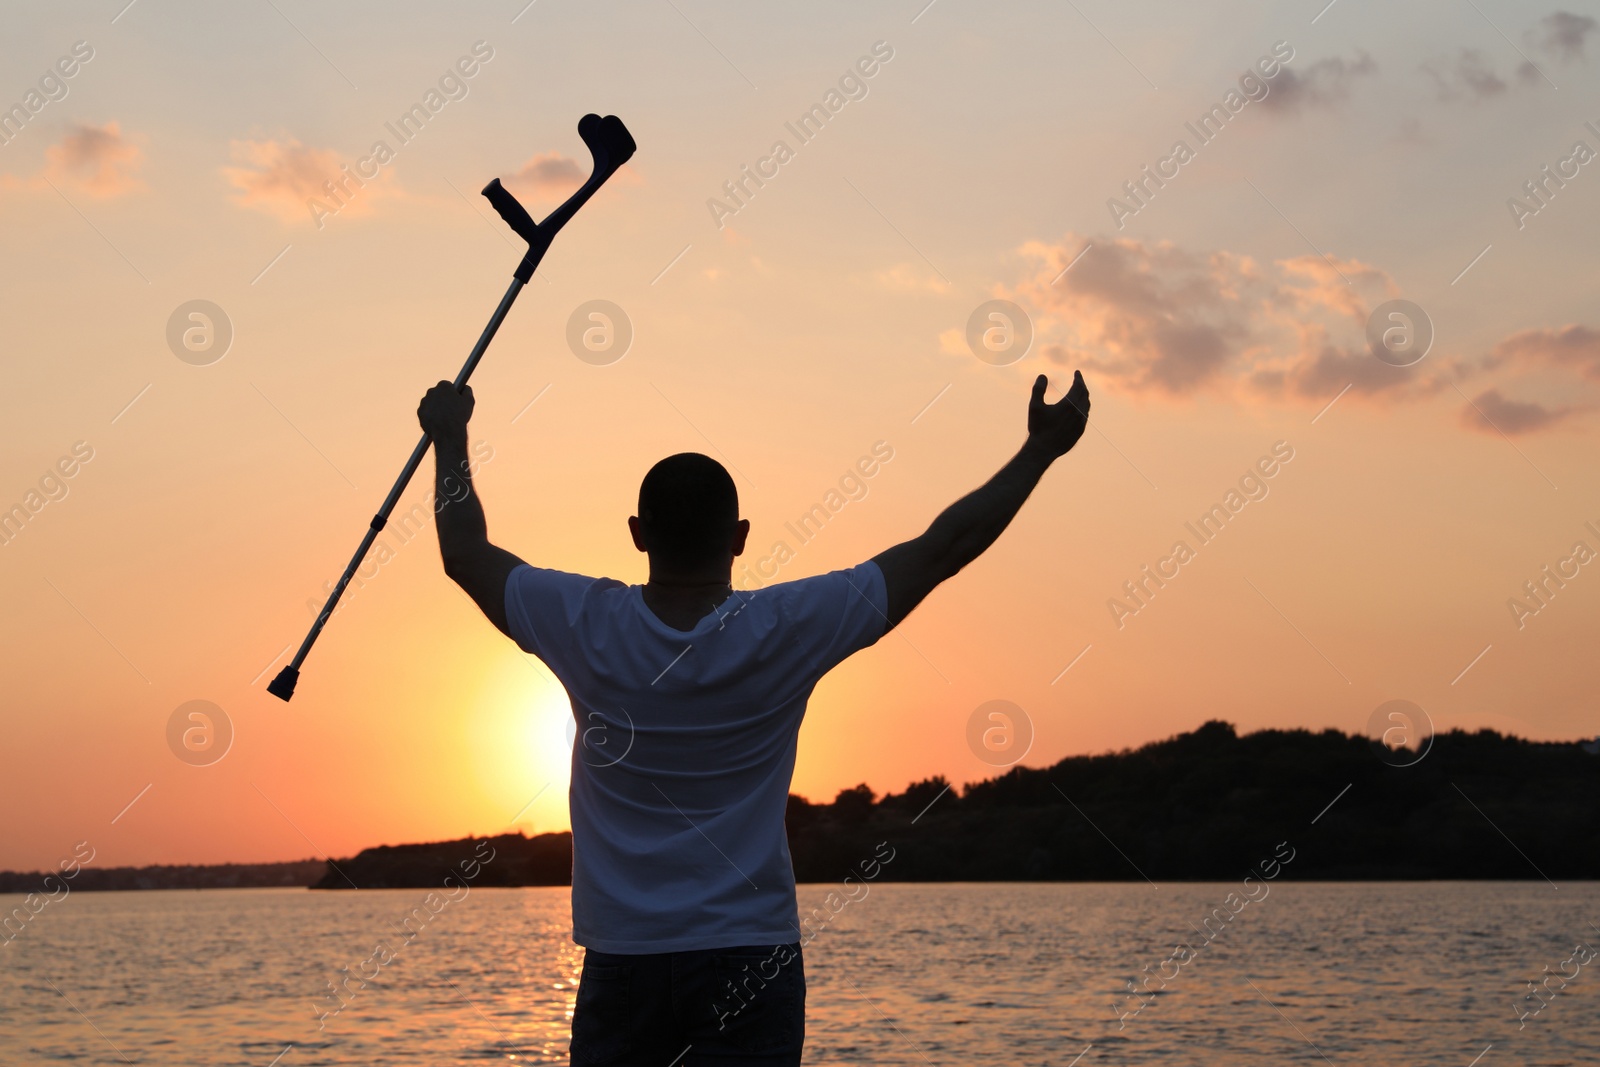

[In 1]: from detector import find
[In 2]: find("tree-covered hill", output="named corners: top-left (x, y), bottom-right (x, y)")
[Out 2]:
top-left (5, 721), bottom-right (1592, 892)
top-left (787, 720), bottom-right (1600, 882)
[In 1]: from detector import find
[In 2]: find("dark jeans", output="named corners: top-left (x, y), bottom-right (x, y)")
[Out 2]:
top-left (570, 941), bottom-right (806, 1066)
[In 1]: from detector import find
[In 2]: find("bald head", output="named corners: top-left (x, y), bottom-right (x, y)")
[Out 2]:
top-left (635, 453), bottom-right (740, 569)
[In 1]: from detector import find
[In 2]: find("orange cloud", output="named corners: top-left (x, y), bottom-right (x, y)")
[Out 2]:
top-left (1273, 253), bottom-right (1395, 323)
top-left (1011, 233), bottom-right (1438, 404)
top-left (503, 150), bottom-right (641, 203)
top-left (44, 121), bottom-right (142, 196)
top-left (1011, 233), bottom-right (1600, 434)
top-left (1014, 236), bottom-right (1254, 395)
top-left (1255, 255), bottom-right (1439, 403)
top-left (222, 137), bottom-right (398, 226)
top-left (506, 151), bottom-right (584, 198)
top-left (1460, 388), bottom-right (1585, 436)
top-left (1008, 232), bottom-right (1484, 422)
top-left (872, 263), bottom-right (950, 294)
top-left (224, 138), bottom-right (341, 224)
top-left (1488, 324), bottom-right (1600, 380)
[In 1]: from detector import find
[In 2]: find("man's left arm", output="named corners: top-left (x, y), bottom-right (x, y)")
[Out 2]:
top-left (418, 381), bottom-right (526, 638)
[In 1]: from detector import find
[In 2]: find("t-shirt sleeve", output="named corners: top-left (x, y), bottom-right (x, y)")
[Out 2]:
top-left (778, 559), bottom-right (889, 675)
top-left (503, 564), bottom-right (604, 670)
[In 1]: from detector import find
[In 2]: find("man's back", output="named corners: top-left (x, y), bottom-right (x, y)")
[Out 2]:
top-left (416, 369), bottom-right (1088, 1059)
top-left (503, 560), bottom-right (888, 953)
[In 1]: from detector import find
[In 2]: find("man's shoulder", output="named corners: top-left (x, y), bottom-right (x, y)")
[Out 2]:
top-left (747, 560), bottom-right (884, 609)
top-left (507, 565), bottom-right (631, 603)
top-left (511, 563), bottom-right (626, 585)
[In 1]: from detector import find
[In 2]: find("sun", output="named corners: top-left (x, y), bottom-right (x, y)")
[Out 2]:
top-left (469, 648), bottom-right (575, 834)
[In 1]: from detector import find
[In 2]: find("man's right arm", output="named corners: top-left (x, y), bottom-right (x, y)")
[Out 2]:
top-left (871, 371), bottom-right (1089, 630)
top-left (418, 381), bottom-right (526, 640)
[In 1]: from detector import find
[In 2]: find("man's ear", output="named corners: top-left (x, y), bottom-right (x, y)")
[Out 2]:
top-left (628, 515), bottom-right (648, 553)
top-left (731, 518), bottom-right (750, 557)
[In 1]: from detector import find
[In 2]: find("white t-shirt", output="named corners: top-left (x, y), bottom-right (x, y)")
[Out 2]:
top-left (503, 559), bottom-right (889, 954)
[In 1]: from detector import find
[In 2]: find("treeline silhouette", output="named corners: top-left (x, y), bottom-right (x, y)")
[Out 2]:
top-left (787, 720), bottom-right (1599, 881)
top-left (308, 720), bottom-right (1600, 886)
top-left (4, 722), bottom-right (1593, 892)
top-left (309, 831), bottom-right (570, 889)
top-left (0, 859), bottom-right (327, 893)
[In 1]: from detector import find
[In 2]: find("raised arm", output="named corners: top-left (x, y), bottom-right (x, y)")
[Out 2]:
top-left (871, 371), bottom-right (1089, 629)
top-left (417, 381), bottom-right (526, 638)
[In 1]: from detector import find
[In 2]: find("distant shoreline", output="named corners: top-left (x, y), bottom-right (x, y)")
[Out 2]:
top-left (5, 720), bottom-right (1595, 892)
top-left (0, 859), bottom-right (327, 895)
top-left (4, 875), bottom-right (1596, 895)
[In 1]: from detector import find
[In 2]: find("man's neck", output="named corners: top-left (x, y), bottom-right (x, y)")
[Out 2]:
top-left (646, 577), bottom-right (731, 589)
top-left (641, 568), bottom-right (734, 630)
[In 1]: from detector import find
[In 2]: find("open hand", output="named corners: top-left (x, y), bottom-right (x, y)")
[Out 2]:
top-left (1026, 371), bottom-right (1090, 460)
top-left (418, 381), bottom-right (474, 442)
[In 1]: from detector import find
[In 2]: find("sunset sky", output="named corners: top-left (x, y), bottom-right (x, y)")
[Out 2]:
top-left (2, 0), bottom-right (1597, 872)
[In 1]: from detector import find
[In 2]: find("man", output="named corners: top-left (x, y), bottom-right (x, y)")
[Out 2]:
top-left (417, 369), bottom-right (1090, 1064)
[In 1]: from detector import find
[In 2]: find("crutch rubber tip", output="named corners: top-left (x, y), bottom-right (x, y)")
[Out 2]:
top-left (266, 666), bottom-right (299, 702)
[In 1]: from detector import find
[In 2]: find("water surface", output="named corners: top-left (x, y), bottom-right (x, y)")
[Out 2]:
top-left (2, 882), bottom-right (1595, 1064)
